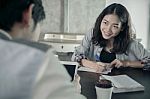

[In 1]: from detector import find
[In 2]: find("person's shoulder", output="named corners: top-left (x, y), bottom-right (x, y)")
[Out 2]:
top-left (87, 28), bottom-right (94, 36)
top-left (0, 39), bottom-right (47, 66)
top-left (84, 28), bottom-right (94, 40)
top-left (12, 39), bottom-right (52, 52)
top-left (128, 39), bottom-right (144, 50)
top-left (129, 39), bottom-right (142, 46)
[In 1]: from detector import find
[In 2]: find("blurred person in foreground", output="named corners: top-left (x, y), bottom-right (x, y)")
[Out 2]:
top-left (0, 0), bottom-right (86, 99)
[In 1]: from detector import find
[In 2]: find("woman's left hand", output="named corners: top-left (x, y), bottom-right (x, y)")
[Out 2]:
top-left (110, 59), bottom-right (126, 68)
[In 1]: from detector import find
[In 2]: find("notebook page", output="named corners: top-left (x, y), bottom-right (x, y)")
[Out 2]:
top-left (101, 75), bottom-right (143, 88)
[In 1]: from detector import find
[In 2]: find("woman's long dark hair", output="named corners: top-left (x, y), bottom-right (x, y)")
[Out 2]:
top-left (92, 3), bottom-right (132, 54)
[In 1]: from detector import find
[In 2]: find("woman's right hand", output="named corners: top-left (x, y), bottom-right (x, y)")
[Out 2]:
top-left (81, 59), bottom-right (105, 73)
top-left (95, 62), bottom-right (105, 73)
top-left (96, 62), bottom-right (111, 72)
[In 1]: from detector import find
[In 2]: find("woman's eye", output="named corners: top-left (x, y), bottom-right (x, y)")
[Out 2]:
top-left (103, 21), bottom-right (107, 24)
top-left (113, 26), bottom-right (119, 29)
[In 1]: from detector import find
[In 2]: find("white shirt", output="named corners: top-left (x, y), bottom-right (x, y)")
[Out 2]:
top-left (0, 30), bottom-right (86, 99)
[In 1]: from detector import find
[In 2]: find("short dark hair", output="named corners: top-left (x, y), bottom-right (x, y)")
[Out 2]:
top-left (92, 3), bottom-right (132, 54)
top-left (0, 0), bottom-right (45, 32)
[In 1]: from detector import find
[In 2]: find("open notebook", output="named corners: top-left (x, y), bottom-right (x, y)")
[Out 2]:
top-left (100, 75), bottom-right (144, 93)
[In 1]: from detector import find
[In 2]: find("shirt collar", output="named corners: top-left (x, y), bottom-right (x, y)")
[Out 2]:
top-left (0, 29), bottom-right (12, 40)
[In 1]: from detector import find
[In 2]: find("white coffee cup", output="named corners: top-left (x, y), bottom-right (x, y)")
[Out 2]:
top-left (95, 79), bottom-right (113, 99)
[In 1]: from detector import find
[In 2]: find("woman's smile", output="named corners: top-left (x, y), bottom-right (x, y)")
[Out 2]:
top-left (100, 14), bottom-right (122, 40)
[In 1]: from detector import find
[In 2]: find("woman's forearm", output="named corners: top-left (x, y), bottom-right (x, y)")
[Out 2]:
top-left (81, 59), bottom-right (98, 69)
top-left (124, 61), bottom-right (144, 68)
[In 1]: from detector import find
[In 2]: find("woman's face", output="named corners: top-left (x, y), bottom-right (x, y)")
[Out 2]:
top-left (100, 14), bottom-right (122, 40)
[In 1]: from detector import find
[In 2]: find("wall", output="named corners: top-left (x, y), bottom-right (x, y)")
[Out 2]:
top-left (41, 0), bottom-right (106, 34)
top-left (148, 1), bottom-right (150, 50)
top-left (68, 0), bottom-right (105, 33)
top-left (41, 0), bottom-right (63, 33)
top-left (106, 0), bottom-right (150, 49)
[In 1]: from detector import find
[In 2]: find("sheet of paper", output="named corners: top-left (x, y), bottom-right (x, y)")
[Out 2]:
top-left (100, 75), bottom-right (144, 93)
top-left (78, 66), bottom-right (112, 74)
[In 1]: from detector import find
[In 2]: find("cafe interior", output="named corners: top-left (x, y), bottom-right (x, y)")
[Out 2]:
top-left (37, 0), bottom-right (150, 99)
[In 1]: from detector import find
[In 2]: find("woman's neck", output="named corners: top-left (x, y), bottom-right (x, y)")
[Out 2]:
top-left (107, 38), bottom-right (114, 48)
top-left (105, 38), bottom-right (114, 52)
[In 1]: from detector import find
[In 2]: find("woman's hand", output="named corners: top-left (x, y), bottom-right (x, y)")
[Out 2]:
top-left (83, 61), bottom-right (105, 73)
top-left (96, 62), bottom-right (107, 73)
top-left (96, 62), bottom-right (111, 72)
top-left (95, 65), bottom-right (105, 73)
top-left (110, 59), bottom-right (129, 68)
top-left (81, 59), bottom-right (106, 73)
top-left (111, 59), bottom-right (145, 68)
top-left (96, 62), bottom-right (107, 67)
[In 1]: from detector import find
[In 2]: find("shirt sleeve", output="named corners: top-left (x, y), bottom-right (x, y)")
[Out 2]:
top-left (71, 29), bottom-right (93, 63)
top-left (128, 40), bottom-right (150, 61)
top-left (32, 49), bottom-right (86, 99)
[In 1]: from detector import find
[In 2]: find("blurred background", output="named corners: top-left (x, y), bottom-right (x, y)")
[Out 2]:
top-left (39, 0), bottom-right (150, 50)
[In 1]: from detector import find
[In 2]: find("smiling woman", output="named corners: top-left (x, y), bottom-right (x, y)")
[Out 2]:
top-left (71, 5), bottom-right (150, 99)
top-left (100, 14), bottom-right (122, 40)
top-left (71, 3), bottom-right (150, 73)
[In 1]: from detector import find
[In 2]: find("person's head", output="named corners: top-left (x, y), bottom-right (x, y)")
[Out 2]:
top-left (0, 0), bottom-right (45, 40)
top-left (92, 3), bottom-right (132, 53)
